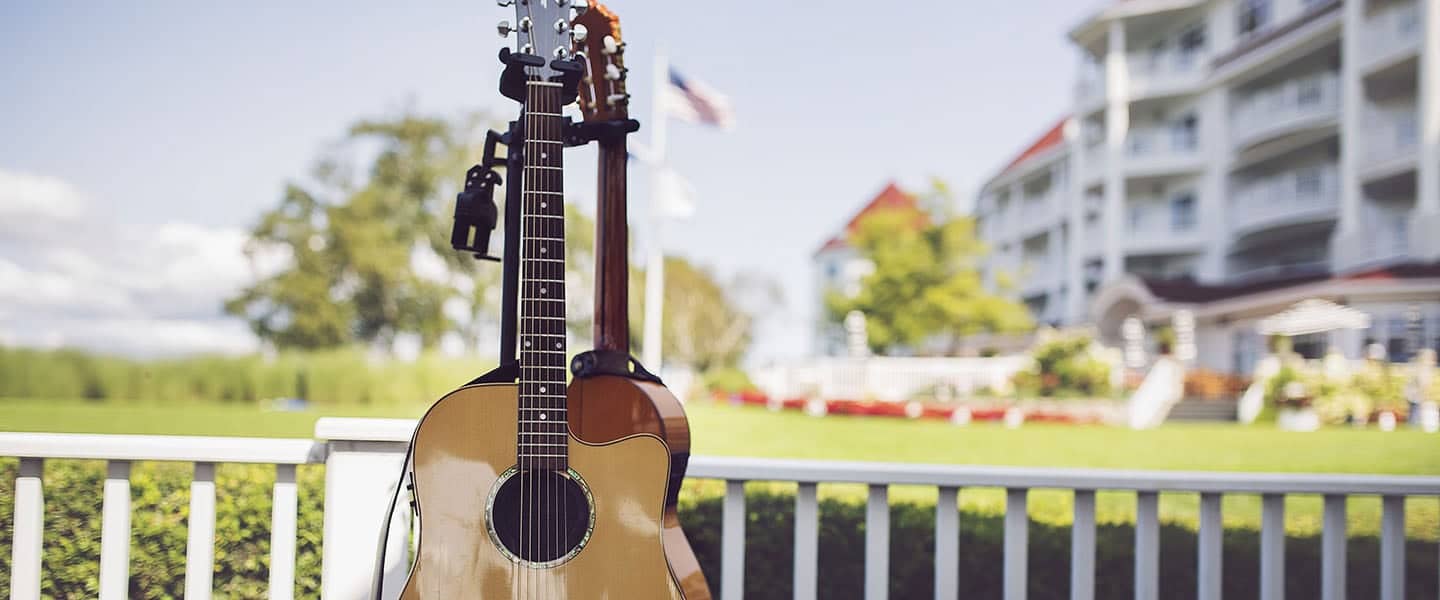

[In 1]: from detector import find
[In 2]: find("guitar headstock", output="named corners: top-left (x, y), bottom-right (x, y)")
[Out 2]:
top-left (498, 0), bottom-right (588, 80)
top-left (572, 2), bottom-right (630, 121)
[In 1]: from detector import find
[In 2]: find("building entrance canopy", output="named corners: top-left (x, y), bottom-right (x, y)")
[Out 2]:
top-left (1257, 299), bottom-right (1372, 337)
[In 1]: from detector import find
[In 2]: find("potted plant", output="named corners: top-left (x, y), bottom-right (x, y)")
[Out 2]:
top-left (1268, 368), bottom-right (1319, 431)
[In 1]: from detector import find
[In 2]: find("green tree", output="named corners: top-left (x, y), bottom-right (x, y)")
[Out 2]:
top-left (825, 182), bottom-right (1032, 355)
top-left (228, 112), bottom-right (596, 352)
top-left (630, 256), bottom-right (775, 373)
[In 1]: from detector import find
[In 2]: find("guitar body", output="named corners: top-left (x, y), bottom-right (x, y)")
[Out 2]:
top-left (568, 376), bottom-right (710, 599)
top-left (401, 383), bottom-right (683, 600)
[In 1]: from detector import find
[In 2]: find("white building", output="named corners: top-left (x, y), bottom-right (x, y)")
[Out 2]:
top-left (975, 0), bottom-right (1440, 374)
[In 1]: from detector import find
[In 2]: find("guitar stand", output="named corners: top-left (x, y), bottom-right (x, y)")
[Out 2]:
top-left (450, 51), bottom-right (647, 386)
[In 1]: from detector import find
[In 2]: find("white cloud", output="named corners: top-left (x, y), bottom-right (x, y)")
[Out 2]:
top-left (0, 169), bottom-right (267, 356)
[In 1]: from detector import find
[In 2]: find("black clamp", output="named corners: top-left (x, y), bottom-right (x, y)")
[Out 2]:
top-left (449, 128), bottom-right (512, 261)
top-left (570, 350), bottom-right (663, 384)
top-left (499, 48), bottom-right (585, 105)
top-left (564, 119), bottom-right (641, 147)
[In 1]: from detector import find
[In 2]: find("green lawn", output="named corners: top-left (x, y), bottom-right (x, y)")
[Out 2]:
top-left (3, 397), bottom-right (1438, 539)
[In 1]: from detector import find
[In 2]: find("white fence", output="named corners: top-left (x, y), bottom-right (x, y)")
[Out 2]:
top-left (751, 356), bottom-right (1031, 402)
top-left (6, 420), bottom-right (1440, 600)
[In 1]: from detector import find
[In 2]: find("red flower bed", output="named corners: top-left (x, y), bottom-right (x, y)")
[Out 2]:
top-left (717, 392), bottom-right (1101, 425)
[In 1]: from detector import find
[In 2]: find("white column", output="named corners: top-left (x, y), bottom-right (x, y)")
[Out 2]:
top-left (1064, 119), bottom-right (1089, 324)
top-left (1334, 0), bottom-right (1366, 269)
top-left (1104, 19), bottom-right (1130, 282)
top-left (317, 420), bottom-right (413, 600)
top-left (1413, 0), bottom-right (1440, 259)
top-left (1199, 87), bottom-right (1230, 282)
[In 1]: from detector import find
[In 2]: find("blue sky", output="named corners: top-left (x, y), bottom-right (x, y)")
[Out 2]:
top-left (0, 1), bottom-right (1097, 359)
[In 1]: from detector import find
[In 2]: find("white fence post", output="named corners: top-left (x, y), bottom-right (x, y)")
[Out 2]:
top-left (793, 482), bottom-right (819, 600)
top-left (1321, 494), bottom-right (1347, 600)
top-left (721, 479), bottom-right (746, 600)
top-left (934, 486), bottom-right (960, 600)
top-left (184, 462), bottom-right (216, 600)
top-left (270, 464), bottom-right (299, 600)
top-left (1004, 488), bottom-right (1028, 600)
top-left (1197, 492), bottom-right (1223, 600)
top-left (1260, 494), bottom-right (1285, 600)
top-left (1070, 490), bottom-right (1096, 600)
top-left (1379, 495), bottom-right (1405, 600)
top-left (864, 484), bottom-right (890, 600)
top-left (10, 457), bottom-right (43, 600)
top-left (316, 419), bottom-right (415, 600)
top-left (1134, 491), bottom-right (1160, 600)
top-left (100, 460), bottom-right (132, 600)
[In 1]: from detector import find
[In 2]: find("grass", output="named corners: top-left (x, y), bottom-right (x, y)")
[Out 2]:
top-left (3, 397), bottom-right (1438, 540)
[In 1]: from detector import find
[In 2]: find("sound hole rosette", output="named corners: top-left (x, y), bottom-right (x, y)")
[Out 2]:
top-left (484, 465), bottom-right (597, 568)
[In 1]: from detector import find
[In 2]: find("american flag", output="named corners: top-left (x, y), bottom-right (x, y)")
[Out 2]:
top-left (662, 67), bottom-right (735, 130)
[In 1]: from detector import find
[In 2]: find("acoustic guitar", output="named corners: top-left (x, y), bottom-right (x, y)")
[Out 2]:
top-left (566, 5), bottom-right (712, 599)
top-left (400, 1), bottom-right (684, 597)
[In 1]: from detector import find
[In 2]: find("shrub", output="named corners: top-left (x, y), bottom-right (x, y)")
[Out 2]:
top-left (0, 346), bottom-right (488, 407)
top-left (700, 367), bottom-right (757, 395)
top-left (1013, 334), bottom-right (1112, 399)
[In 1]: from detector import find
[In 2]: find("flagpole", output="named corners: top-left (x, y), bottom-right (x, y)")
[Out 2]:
top-left (641, 47), bottom-right (668, 371)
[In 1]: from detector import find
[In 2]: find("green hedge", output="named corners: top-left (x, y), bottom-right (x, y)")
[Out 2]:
top-left (0, 347), bottom-right (488, 407)
top-left (3, 460), bottom-right (1436, 599)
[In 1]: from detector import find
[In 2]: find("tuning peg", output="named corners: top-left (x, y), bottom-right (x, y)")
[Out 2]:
top-left (518, 17), bottom-right (532, 32)
top-left (606, 93), bottom-right (630, 107)
top-left (497, 0), bottom-right (514, 5)
top-left (571, 0), bottom-right (589, 16)
top-left (605, 63), bottom-right (624, 81)
top-left (497, 20), bottom-right (513, 37)
top-left (571, 24), bottom-right (588, 43)
top-left (553, 18), bottom-right (569, 34)
top-left (602, 35), bottom-right (619, 55)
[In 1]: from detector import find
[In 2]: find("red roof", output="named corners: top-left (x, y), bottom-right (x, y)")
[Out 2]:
top-left (998, 118), bottom-right (1068, 175)
top-left (814, 182), bottom-right (919, 255)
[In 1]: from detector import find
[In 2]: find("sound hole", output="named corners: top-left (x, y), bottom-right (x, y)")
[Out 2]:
top-left (488, 468), bottom-right (594, 565)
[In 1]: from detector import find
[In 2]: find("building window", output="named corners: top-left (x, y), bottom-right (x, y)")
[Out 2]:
top-left (1170, 114), bottom-right (1198, 151)
top-left (1128, 205), bottom-right (1146, 231)
top-left (1296, 77), bottom-right (1322, 106)
top-left (1238, 0), bottom-right (1272, 38)
top-left (1295, 166), bottom-right (1322, 197)
top-left (1178, 23), bottom-right (1206, 67)
top-left (1170, 193), bottom-right (1197, 230)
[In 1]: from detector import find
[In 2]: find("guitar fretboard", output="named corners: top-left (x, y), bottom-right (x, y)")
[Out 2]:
top-left (517, 79), bottom-right (569, 472)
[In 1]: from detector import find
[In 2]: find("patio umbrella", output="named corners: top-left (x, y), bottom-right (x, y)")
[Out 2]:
top-left (1257, 299), bottom-right (1371, 337)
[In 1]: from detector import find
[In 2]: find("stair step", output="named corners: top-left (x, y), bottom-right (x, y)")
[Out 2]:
top-left (1168, 400), bottom-right (1239, 422)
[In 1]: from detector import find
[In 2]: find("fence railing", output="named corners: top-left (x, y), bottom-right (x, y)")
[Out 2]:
top-left (751, 356), bottom-right (1031, 402)
top-left (6, 421), bottom-right (1440, 600)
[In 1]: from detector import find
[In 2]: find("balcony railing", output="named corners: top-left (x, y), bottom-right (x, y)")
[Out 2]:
top-left (5, 423), bottom-right (1439, 600)
top-left (1127, 127), bottom-right (1201, 164)
top-left (1231, 73), bottom-right (1340, 147)
top-left (1127, 50), bottom-right (1207, 97)
top-left (1363, 107), bottom-right (1420, 168)
top-left (1362, 0), bottom-right (1422, 68)
top-left (1230, 165), bottom-right (1340, 233)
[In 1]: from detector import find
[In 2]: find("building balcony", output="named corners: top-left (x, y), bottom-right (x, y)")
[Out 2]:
top-left (1015, 196), bottom-right (1060, 238)
top-left (1019, 259), bottom-right (1060, 294)
top-left (1126, 127), bottom-right (1203, 176)
top-left (1127, 51), bottom-right (1207, 98)
top-left (1230, 165), bottom-right (1340, 237)
top-left (1126, 220), bottom-right (1205, 255)
top-left (1230, 73), bottom-right (1340, 149)
top-left (1362, 0), bottom-right (1422, 71)
top-left (1361, 107), bottom-right (1420, 177)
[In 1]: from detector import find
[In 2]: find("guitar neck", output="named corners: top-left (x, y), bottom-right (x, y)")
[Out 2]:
top-left (593, 136), bottom-right (630, 352)
top-left (518, 80), bottom-right (570, 472)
